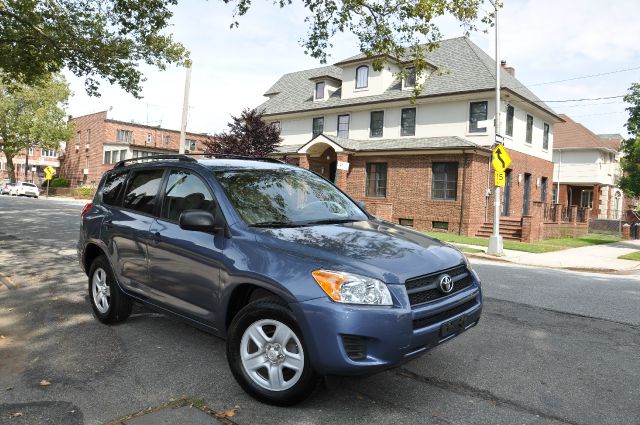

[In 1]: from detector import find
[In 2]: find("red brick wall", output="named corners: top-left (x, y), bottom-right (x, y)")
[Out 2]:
top-left (60, 111), bottom-right (207, 187)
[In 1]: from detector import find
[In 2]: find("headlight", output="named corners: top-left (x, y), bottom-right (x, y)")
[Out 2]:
top-left (312, 270), bottom-right (393, 306)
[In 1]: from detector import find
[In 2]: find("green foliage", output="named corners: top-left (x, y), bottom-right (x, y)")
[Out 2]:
top-left (619, 83), bottom-right (640, 197)
top-left (74, 186), bottom-right (95, 198)
top-left (225, 0), bottom-right (494, 89)
top-left (0, 74), bottom-right (74, 182)
top-left (49, 175), bottom-right (70, 188)
top-left (204, 108), bottom-right (282, 157)
top-left (0, 0), bottom-right (189, 97)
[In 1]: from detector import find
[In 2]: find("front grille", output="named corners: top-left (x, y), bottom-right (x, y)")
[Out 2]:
top-left (412, 299), bottom-right (478, 329)
top-left (405, 265), bottom-right (473, 306)
top-left (341, 335), bottom-right (367, 360)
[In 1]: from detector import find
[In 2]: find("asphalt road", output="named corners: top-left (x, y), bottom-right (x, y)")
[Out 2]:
top-left (1, 196), bottom-right (639, 425)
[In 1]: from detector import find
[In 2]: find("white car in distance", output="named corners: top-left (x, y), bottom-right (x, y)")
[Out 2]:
top-left (11, 181), bottom-right (40, 198)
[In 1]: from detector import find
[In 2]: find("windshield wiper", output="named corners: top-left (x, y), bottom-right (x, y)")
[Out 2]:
top-left (301, 218), bottom-right (361, 225)
top-left (249, 221), bottom-right (302, 228)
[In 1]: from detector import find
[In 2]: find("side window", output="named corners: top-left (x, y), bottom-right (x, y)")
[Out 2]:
top-left (102, 171), bottom-right (128, 206)
top-left (122, 169), bottom-right (164, 215)
top-left (161, 169), bottom-right (216, 222)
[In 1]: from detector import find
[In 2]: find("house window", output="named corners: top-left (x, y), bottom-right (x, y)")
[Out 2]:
top-left (86, 129), bottom-right (91, 144)
top-left (315, 81), bottom-right (325, 100)
top-left (404, 68), bottom-right (416, 88)
top-left (41, 149), bottom-right (56, 157)
top-left (104, 151), bottom-right (111, 164)
top-left (543, 123), bottom-right (550, 150)
top-left (541, 177), bottom-right (548, 202)
top-left (337, 114), bottom-right (350, 138)
top-left (164, 135), bottom-right (171, 145)
top-left (370, 111), bottom-right (384, 138)
top-left (399, 218), bottom-right (414, 227)
top-left (401, 108), bottom-right (416, 136)
top-left (312, 117), bottom-right (324, 138)
top-left (365, 162), bottom-right (387, 197)
top-left (355, 65), bottom-right (369, 89)
top-left (185, 139), bottom-right (196, 151)
top-left (469, 101), bottom-right (488, 133)
top-left (432, 221), bottom-right (449, 230)
top-left (526, 114), bottom-right (534, 144)
top-left (271, 121), bottom-right (281, 132)
top-left (552, 187), bottom-right (558, 204)
top-left (117, 129), bottom-right (133, 143)
top-left (28, 147), bottom-right (34, 156)
top-left (506, 105), bottom-right (514, 137)
top-left (580, 190), bottom-right (593, 208)
top-left (120, 149), bottom-right (127, 161)
top-left (432, 162), bottom-right (458, 200)
top-left (146, 133), bottom-right (153, 144)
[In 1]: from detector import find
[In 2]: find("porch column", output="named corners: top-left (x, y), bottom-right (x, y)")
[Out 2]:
top-left (335, 152), bottom-right (350, 191)
top-left (299, 154), bottom-right (310, 170)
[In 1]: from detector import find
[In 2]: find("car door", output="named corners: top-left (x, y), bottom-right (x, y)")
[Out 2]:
top-left (146, 167), bottom-right (224, 325)
top-left (105, 167), bottom-right (165, 296)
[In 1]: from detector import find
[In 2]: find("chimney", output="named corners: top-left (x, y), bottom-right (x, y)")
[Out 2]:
top-left (501, 60), bottom-right (515, 77)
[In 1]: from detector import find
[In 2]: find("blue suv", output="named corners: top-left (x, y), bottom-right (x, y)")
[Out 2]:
top-left (78, 155), bottom-right (482, 405)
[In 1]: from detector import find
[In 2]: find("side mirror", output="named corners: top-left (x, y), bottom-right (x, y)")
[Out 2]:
top-left (179, 209), bottom-right (223, 233)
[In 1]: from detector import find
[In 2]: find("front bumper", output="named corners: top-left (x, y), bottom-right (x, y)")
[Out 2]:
top-left (291, 274), bottom-right (482, 375)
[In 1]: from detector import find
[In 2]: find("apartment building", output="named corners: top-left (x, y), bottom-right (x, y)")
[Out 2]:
top-left (1, 147), bottom-right (60, 183)
top-left (60, 111), bottom-right (207, 187)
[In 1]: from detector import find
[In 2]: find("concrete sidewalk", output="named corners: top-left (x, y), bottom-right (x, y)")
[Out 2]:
top-left (461, 240), bottom-right (640, 273)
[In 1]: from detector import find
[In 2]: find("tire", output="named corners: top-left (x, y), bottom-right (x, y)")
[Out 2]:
top-left (226, 298), bottom-right (319, 406)
top-left (88, 255), bottom-right (132, 324)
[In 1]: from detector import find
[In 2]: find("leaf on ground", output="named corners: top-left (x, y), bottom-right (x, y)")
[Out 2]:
top-left (0, 335), bottom-right (5, 339)
top-left (217, 407), bottom-right (239, 418)
top-left (39, 379), bottom-right (51, 386)
top-left (5, 386), bottom-right (13, 391)
top-left (9, 412), bottom-right (23, 417)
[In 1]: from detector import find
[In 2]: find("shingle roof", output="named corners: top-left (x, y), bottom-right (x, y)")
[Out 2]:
top-left (258, 37), bottom-right (557, 118)
top-left (555, 114), bottom-right (621, 151)
top-left (283, 134), bottom-right (484, 154)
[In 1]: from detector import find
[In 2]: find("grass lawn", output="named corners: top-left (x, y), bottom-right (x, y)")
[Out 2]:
top-left (618, 251), bottom-right (640, 261)
top-left (425, 232), bottom-right (621, 254)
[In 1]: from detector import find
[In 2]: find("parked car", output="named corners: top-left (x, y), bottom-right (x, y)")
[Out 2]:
top-left (10, 181), bottom-right (39, 198)
top-left (78, 155), bottom-right (482, 405)
top-left (1, 182), bottom-right (15, 195)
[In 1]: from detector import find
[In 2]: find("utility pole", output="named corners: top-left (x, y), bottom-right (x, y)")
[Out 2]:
top-left (178, 63), bottom-right (192, 155)
top-left (487, 1), bottom-right (504, 256)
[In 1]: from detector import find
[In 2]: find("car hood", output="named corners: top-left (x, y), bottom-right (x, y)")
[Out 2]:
top-left (253, 220), bottom-right (465, 284)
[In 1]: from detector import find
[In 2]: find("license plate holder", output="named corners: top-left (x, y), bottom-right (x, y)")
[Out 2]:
top-left (440, 315), bottom-right (469, 338)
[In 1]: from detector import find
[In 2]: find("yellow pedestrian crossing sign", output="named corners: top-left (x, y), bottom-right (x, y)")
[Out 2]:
top-left (492, 145), bottom-right (512, 172)
top-left (44, 166), bottom-right (56, 180)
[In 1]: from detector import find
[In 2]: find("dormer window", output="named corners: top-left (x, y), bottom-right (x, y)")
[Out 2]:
top-left (403, 67), bottom-right (416, 88)
top-left (315, 81), bottom-right (325, 100)
top-left (356, 65), bottom-right (369, 89)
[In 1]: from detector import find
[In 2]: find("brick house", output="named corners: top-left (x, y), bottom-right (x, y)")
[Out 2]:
top-left (552, 115), bottom-right (633, 228)
top-left (1, 147), bottom-right (60, 184)
top-left (59, 111), bottom-right (208, 187)
top-left (259, 37), bottom-right (564, 240)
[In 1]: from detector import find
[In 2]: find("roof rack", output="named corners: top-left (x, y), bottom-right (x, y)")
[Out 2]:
top-left (184, 153), bottom-right (284, 164)
top-left (113, 154), bottom-right (197, 168)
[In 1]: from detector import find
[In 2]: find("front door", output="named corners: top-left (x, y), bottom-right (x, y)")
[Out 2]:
top-left (147, 168), bottom-right (224, 326)
top-left (502, 169), bottom-right (511, 216)
top-left (523, 173), bottom-right (531, 215)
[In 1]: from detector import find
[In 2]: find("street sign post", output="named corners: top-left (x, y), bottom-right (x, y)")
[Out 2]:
top-left (44, 166), bottom-right (55, 198)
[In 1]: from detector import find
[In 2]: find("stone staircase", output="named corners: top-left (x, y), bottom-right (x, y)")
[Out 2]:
top-left (475, 218), bottom-right (523, 241)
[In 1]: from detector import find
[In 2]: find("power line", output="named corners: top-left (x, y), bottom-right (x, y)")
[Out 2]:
top-left (570, 111), bottom-right (627, 118)
top-left (563, 101), bottom-right (625, 108)
top-left (526, 65), bottom-right (640, 87)
top-left (536, 95), bottom-right (625, 103)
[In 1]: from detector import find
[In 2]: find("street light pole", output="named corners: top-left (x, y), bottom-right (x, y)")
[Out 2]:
top-left (178, 63), bottom-right (192, 155)
top-left (487, 1), bottom-right (504, 256)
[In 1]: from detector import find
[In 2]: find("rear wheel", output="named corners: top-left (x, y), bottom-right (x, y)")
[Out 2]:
top-left (88, 255), bottom-right (132, 324)
top-left (227, 299), bottom-right (319, 406)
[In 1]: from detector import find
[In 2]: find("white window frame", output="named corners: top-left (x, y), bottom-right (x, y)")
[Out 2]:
top-left (355, 65), bottom-right (369, 90)
top-left (467, 100), bottom-right (489, 135)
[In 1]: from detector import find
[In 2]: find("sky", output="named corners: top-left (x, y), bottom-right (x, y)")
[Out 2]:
top-left (65, 0), bottom-right (640, 137)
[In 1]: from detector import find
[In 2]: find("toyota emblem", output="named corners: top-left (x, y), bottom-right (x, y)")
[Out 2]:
top-left (439, 274), bottom-right (454, 294)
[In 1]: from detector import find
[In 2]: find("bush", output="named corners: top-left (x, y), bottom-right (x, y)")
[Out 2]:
top-left (73, 186), bottom-right (95, 198)
top-left (49, 175), bottom-right (69, 187)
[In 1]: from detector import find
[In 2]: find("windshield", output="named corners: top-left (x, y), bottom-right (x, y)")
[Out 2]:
top-left (213, 167), bottom-right (368, 227)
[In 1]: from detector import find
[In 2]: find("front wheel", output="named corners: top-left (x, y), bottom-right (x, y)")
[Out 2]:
top-left (226, 299), bottom-right (319, 406)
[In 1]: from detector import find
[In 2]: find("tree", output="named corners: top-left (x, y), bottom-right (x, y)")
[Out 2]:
top-left (0, 74), bottom-right (74, 182)
top-left (203, 108), bottom-right (282, 157)
top-left (0, 0), bottom-right (188, 97)
top-left (1, 1), bottom-right (491, 98)
top-left (619, 83), bottom-right (640, 197)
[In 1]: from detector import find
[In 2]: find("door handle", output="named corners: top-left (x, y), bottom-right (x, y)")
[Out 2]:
top-left (150, 231), bottom-right (161, 244)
